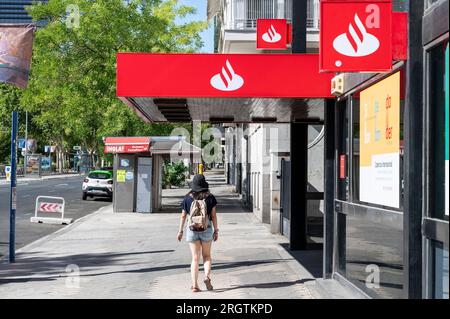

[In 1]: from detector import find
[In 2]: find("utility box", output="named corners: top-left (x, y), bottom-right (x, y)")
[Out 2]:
top-left (113, 154), bottom-right (137, 213)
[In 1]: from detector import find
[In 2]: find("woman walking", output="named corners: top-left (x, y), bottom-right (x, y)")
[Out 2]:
top-left (177, 174), bottom-right (219, 292)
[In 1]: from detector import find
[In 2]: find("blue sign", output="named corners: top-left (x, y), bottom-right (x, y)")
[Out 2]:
top-left (126, 171), bottom-right (134, 181)
top-left (18, 139), bottom-right (26, 149)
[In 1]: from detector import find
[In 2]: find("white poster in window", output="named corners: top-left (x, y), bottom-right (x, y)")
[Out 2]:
top-left (360, 72), bottom-right (401, 208)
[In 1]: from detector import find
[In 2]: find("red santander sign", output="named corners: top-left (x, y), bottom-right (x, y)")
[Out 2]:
top-left (320, 0), bottom-right (393, 73)
top-left (257, 19), bottom-right (288, 50)
top-left (117, 53), bottom-right (334, 98)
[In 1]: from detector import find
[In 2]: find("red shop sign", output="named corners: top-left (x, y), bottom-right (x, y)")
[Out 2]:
top-left (104, 137), bottom-right (150, 154)
top-left (117, 53), bottom-right (334, 98)
top-left (320, 0), bottom-right (393, 73)
top-left (104, 144), bottom-right (149, 154)
top-left (257, 19), bottom-right (288, 50)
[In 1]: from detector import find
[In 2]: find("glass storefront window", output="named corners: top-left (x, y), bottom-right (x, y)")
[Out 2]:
top-left (350, 71), bottom-right (405, 210)
top-left (428, 41), bottom-right (449, 220)
top-left (424, 39), bottom-right (449, 299)
top-left (336, 71), bottom-right (406, 299)
top-left (431, 241), bottom-right (449, 299)
top-left (335, 200), bottom-right (404, 299)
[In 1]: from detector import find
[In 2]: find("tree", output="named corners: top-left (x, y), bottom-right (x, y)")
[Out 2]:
top-left (14, 0), bottom-right (206, 169)
top-left (0, 84), bottom-right (44, 163)
top-left (163, 160), bottom-right (189, 188)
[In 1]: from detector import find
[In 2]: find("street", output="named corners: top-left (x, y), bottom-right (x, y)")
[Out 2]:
top-left (0, 176), bottom-right (112, 259)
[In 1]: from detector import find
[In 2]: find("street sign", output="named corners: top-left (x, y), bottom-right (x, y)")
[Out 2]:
top-left (31, 196), bottom-right (72, 225)
top-left (39, 202), bottom-right (63, 213)
top-left (320, 0), bottom-right (393, 73)
top-left (5, 165), bottom-right (11, 182)
top-left (18, 139), bottom-right (26, 149)
top-left (73, 146), bottom-right (81, 151)
top-left (257, 19), bottom-right (288, 50)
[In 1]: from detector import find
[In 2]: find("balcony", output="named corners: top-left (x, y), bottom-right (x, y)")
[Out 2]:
top-left (222, 0), bottom-right (320, 31)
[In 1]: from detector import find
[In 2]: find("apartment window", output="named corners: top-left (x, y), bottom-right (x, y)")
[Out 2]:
top-left (231, 0), bottom-right (292, 29)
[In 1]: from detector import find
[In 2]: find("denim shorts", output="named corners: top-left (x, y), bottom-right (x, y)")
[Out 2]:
top-left (186, 220), bottom-right (214, 243)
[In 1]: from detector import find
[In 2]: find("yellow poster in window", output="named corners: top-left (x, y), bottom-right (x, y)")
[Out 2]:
top-left (117, 170), bottom-right (126, 183)
top-left (360, 72), bottom-right (400, 208)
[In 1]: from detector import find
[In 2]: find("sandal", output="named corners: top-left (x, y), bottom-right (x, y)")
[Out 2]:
top-left (204, 277), bottom-right (213, 291)
top-left (191, 286), bottom-right (201, 293)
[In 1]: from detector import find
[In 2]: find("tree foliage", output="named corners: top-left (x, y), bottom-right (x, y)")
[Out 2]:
top-left (163, 160), bottom-right (189, 188)
top-left (0, 0), bottom-right (206, 165)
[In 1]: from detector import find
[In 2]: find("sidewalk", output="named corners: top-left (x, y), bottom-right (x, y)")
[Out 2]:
top-left (0, 172), bottom-right (324, 299)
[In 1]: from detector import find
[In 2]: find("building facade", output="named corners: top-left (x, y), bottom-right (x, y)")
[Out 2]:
top-left (0, 0), bottom-right (47, 24)
top-left (212, 0), bottom-right (449, 299)
top-left (328, 0), bottom-right (448, 299)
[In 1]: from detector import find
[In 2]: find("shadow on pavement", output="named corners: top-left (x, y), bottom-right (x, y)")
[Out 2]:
top-left (279, 243), bottom-right (323, 278)
top-left (0, 250), bottom-right (175, 283)
top-left (212, 278), bottom-right (316, 293)
top-left (77, 258), bottom-right (289, 278)
top-left (0, 251), bottom-right (287, 285)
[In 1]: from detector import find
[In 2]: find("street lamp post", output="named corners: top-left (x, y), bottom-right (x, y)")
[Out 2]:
top-left (9, 111), bottom-right (18, 263)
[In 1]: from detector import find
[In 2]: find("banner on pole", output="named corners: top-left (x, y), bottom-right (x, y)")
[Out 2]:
top-left (0, 25), bottom-right (36, 89)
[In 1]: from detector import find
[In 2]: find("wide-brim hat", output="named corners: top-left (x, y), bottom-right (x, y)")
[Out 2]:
top-left (191, 174), bottom-right (209, 192)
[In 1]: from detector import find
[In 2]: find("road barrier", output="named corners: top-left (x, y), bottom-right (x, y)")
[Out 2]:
top-left (31, 196), bottom-right (73, 225)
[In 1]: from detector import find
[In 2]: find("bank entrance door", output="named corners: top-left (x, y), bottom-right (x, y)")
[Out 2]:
top-left (280, 123), bottom-right (324, 249)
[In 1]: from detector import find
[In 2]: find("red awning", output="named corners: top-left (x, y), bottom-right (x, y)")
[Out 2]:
top-left (104, 137), bottom-right (151, 154)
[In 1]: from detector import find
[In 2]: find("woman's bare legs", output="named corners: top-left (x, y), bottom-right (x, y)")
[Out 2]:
top-left (201, 241), bottom-right (212, 280)
top-left (189, 241), bottom-right (202, 289)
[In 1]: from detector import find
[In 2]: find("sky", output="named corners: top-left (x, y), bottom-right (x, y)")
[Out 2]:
top-left (177, 0), bottom-right (214, 53)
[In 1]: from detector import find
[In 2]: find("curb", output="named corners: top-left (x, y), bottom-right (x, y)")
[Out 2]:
top-left (0, 204), bottom-right (112, 265)
top-left (0, 174), bottom-right (82, 185)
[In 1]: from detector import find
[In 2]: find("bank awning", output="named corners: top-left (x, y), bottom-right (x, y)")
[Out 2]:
top-left (116, 53), bottom-right (334, 123)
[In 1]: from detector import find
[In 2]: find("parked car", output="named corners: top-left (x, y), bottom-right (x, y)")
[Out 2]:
top-left (82, 170), bottom-right (113, 201)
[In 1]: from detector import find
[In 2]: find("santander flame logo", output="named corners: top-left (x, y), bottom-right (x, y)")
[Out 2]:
top-left (210, 60), bottom-right (244, 92)
top-left (333, 14), bottom-right (380, 57)
top-left (262, 25), bottom-right (282, 43)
